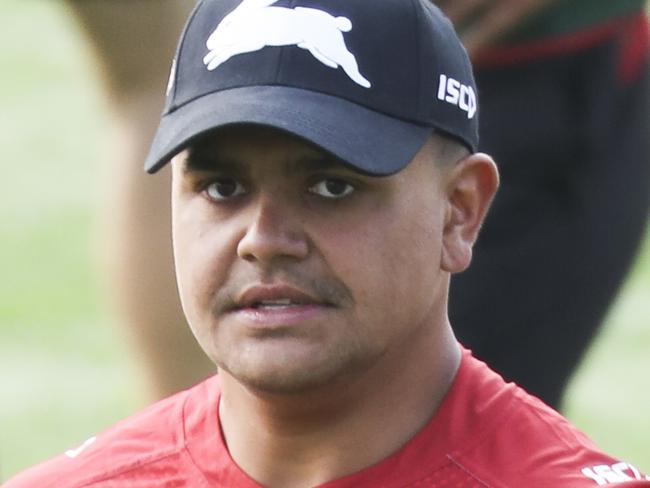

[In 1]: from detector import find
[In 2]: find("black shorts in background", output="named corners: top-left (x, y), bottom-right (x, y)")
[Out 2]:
top-left (450, 35), bottom-right (650, 409)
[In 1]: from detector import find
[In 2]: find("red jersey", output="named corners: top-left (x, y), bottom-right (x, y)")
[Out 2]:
top-left (5, 347), bottom-right (649, 487)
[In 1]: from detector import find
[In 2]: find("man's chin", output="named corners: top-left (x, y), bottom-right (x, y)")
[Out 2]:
top-left (220, 363), bottom-right (344, 395)
top-left (216, 351), bottom-right (366, 396)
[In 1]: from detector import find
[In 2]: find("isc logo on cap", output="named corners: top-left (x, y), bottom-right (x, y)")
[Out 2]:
top-left (437, 74), bottom-right (476, 119)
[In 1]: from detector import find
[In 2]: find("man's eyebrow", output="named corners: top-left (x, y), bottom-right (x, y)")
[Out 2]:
top-left (182, 153), bottom-right (242, 174)
top-left (182, 151), bottom-right (352, 175)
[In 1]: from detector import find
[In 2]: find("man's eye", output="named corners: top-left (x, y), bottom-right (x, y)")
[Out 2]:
top-left (205, 178), bottom-right (246, 201)
top-left (308, 179), bottom-right (354, 199)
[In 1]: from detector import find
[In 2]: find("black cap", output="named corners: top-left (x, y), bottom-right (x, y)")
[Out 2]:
top-left (145, 0), bottom-right (478, 175)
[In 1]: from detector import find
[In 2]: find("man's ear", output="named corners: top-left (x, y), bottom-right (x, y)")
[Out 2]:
top-left (441, 152), bottom-right (499, 273)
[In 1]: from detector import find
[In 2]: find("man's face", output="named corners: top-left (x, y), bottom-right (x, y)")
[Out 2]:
top-left (171, 126), bottom-right (453, 393)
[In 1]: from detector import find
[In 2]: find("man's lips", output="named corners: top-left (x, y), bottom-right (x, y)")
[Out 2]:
top-left (230, 284), bottom-right (333, 312)
top-left (222, 283), bottom-right (335, 328)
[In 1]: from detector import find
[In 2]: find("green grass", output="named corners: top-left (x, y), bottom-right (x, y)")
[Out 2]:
top-left (0, 1), bottom-right (145, 480)
top-left (1, 0), bottom-right (649, 481)
top-left (565, 265), bottom-right (650, 469)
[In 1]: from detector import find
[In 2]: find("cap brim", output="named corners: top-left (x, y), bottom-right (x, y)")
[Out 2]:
top-left (145, 85), bottom-right (432, 176)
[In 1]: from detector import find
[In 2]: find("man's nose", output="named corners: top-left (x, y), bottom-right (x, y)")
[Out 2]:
top-left (236, 195), bottom-right (309, 264)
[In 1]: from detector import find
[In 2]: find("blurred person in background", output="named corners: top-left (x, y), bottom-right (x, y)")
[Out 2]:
top-left (437, 0), bottom-right (650, 408)
top-left (66, 0), bottom-right (649, 410)
top-left (64, 0), bottom-right (215, 399)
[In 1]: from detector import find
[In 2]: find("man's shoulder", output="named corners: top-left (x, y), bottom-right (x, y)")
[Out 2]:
top-left (452, 355), bottom-right (650, 487)
top-left (4, 376), bottom-right (220, 488)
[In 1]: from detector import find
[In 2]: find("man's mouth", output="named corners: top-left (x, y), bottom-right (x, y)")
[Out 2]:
top-left (222, 284), bottom-right (336, 328)
top-left (232, 284), bottom-right (331, 312)
top-left (250, 299), bottom-right (309, 309)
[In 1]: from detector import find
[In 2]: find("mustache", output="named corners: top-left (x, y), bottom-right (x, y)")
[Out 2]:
top-left (212, 267), bottom-right (353, 313)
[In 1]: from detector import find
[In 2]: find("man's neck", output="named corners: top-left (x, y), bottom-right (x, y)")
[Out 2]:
top-left (217, 324), bottom-right (461, 488)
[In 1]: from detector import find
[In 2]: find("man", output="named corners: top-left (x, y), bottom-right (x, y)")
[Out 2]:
top-left (6, 0), bottom-right (649, 486)
top-left (61, 0), bottom-right (649, 413)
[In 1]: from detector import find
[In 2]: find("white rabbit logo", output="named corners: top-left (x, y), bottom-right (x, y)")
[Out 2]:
top-left (203, 0), bottom-right (372, 88)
